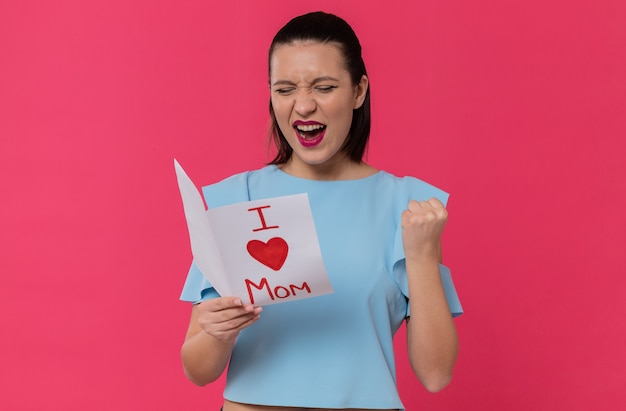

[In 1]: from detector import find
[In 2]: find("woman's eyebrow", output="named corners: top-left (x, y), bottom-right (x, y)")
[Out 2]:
top-left (311, 76), bottom-right (340, 84)
top-left (271, 76), bottom-right (340, 87)
top-left (271, 80), bottom-right (297, 87)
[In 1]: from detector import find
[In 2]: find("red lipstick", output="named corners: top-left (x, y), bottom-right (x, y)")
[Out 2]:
top-left (293, 120), bottom-right (326, 148)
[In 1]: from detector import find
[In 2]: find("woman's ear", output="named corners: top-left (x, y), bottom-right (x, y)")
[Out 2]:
top-left (353, 75), bottom-right (369, 109)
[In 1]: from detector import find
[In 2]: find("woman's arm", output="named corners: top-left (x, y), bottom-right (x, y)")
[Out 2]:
top-left (402, 199), bottom-right (459, 393)
top-left (181, 297), bottom-right (262, 386)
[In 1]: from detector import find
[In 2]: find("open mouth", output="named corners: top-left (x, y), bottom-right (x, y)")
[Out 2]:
top-left (295, 123), bottom-right (326, 140)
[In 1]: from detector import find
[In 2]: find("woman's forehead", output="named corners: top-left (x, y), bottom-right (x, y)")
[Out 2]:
top-left (270, 41), bottom-right (347, 80)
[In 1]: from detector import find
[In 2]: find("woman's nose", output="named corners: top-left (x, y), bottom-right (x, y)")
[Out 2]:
top-left (294, 90), bottom-right (316, 116)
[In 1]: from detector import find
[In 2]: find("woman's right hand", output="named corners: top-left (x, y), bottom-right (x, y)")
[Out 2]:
top-left (182, 298), bottom-right (261, 385)
top-left (196, 297), bottom-right (262, 343)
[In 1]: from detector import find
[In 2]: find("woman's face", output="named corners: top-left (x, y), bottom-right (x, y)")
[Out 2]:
top-left (270, 41), bottom-right (368, 176)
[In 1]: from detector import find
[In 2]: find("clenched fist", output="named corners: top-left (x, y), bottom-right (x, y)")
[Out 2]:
top-left (401, 198), bottom-right (448, 261)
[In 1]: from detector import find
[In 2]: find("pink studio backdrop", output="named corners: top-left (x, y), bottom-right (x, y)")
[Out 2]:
top-left (1, 1), bottom-right (625, 409)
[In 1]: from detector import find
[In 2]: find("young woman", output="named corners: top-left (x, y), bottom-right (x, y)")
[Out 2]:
top-left (180, 11), bottom-right (462, 411)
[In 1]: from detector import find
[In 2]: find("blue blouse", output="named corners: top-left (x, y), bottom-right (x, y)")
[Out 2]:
top-left (181, 165), bottom-right (462, 410)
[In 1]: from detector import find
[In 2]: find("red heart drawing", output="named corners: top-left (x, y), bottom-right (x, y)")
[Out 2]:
top-left (246, 237), bottom-right (289, 271)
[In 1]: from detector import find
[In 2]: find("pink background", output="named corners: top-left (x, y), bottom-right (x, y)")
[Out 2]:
top-left (1, 0), bottom-right (625, 409)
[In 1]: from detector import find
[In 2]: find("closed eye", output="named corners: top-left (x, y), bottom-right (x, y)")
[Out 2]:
top-left (274, 87), bottom-right (296, 95)
top-left (315, 85), bottom-right (337, 93)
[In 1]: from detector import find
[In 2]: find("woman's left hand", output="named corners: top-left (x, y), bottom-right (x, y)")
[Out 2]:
top-left (401, 198), bottom-right (448, 261)
top-left (402, 198), bottom-right (457, 392)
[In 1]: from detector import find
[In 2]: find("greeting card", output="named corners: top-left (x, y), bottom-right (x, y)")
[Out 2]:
top-left (175, 160), bottom-right (333, 305)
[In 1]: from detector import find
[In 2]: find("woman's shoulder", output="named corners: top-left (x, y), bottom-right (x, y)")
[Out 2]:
top-left (202, 166), bottom-right (274, 188)
top-left (199, 165), bottom-right (284, 206)
top-left (376, 169), bottom-right (450, 206)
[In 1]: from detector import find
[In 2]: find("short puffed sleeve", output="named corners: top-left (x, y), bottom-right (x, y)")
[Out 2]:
top-left (390, 177), bottom-right (463, 317)
top-left (180, 261), bottom-right (221, 303)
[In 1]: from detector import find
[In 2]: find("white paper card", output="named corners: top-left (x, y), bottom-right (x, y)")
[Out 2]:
top-left (175, 160), bottom-right (333, 305)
